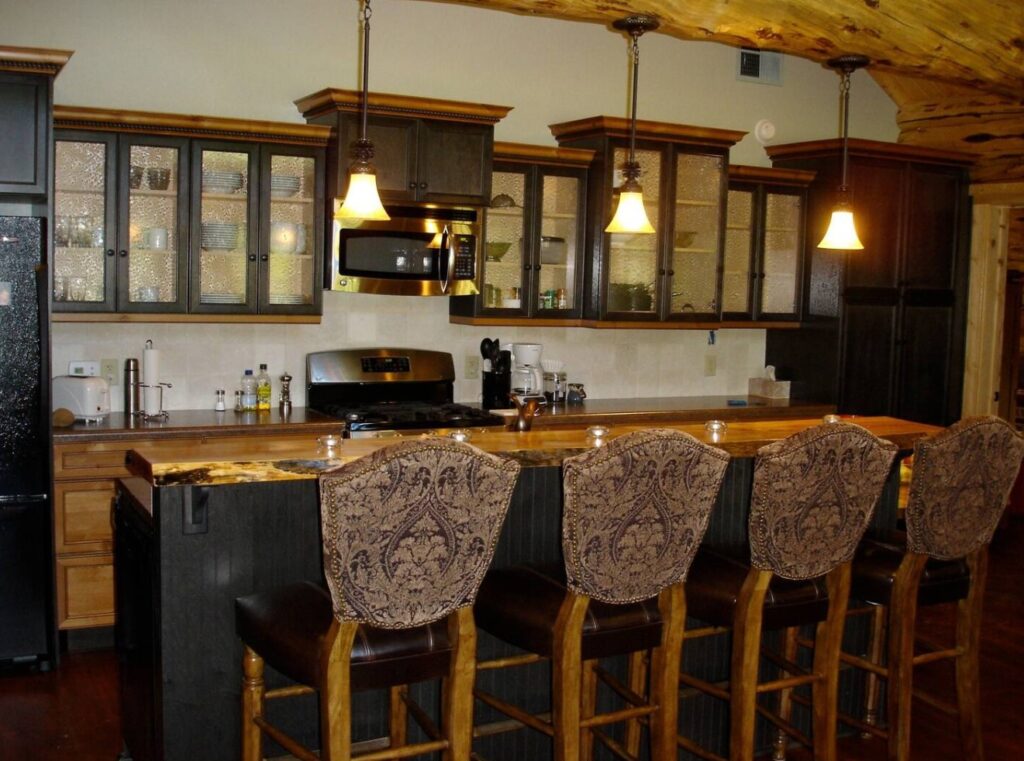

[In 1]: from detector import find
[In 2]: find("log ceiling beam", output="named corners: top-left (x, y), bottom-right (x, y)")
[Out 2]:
top-left (420, 0), bottom-right (1024, 98)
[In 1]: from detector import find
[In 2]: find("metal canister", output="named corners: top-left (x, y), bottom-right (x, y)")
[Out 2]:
top-left (124, 358), bottom-right (141, 417)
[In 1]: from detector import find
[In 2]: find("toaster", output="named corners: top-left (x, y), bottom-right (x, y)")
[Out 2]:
top-left (52, 375), bottom-right (111, 422)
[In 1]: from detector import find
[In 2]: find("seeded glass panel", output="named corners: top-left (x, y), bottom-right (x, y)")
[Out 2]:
top-left (54, 141), bottom-right (108, 303)
top-left (671, 154), bottom-right (723, 314)
top-left (761, 192), bottom-right (801, 314)
top-left (268, 154), bottom-right (315, 305)
top-left (126, 145), bottom-right (179, 304)
top-left (538, 174), bottom-right (579, 311)
top-left (483, 171), bottom-right (526, 308)
top-left (607, 147), bottom-right (659, 312)
top-left (723, 189), bottom-right (753, 313)
top-left (199, 150), bottom-right (249, 304)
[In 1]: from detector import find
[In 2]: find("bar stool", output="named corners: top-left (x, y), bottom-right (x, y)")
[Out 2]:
top-left (235, 438), bottom-right (520, 761)
top-left (842, 416), bottom-right (1024, 761)
top-left (679, 422), bottom-right (898, 761)
top-left (474, 429), bottom-right (731, 761)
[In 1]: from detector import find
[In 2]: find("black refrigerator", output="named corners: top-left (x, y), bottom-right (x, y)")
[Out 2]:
top-left (0, 216), bottom-right (55, 668)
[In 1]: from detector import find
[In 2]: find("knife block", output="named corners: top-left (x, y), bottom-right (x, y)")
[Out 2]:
top-left (482, 370), bottom-right (512, 409)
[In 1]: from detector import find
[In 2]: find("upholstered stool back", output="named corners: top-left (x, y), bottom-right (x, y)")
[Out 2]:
top-left (562, 428), bottom-right (731, 605)
top-left (749, 422), bottom-right (898, 580)
top-left (905, 415), bottom-right (1024, 560)
top-left (319, 438), bottom-right (520, 629)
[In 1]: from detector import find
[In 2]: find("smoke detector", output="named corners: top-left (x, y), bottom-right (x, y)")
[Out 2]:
top-left (737, 48), bottom-right (782, 86)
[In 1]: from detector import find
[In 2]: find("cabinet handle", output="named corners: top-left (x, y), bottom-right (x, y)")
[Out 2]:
top-left (248, 254), bottom-right (257, 262)
top-left (418, 182), bottom-right (427, 190)
top-left (260, 254), bottom-right (269, 262)
top-left (118, 249), bottom-right (127, 257)
top-left (105, 249), bottom-right (115, 257)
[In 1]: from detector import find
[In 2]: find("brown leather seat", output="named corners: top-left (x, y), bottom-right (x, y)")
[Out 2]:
top-left (685, 548), bottom-right (830, 630)
top-left (236, 581), bottom-right (451, 691)
top-left (475, 563), bottom-right (662, 660)
top-left (852, 535), bottom-right (970, 607)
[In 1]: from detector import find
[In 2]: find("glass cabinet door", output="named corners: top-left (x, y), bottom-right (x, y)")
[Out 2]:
top-left (54, 134), bottom-right (116, 310)
top-left (482, 169), bottom-right (527, 312)
top-left (670, 152), bottom-right (724, 317)
top-left (118, 137), bottom-right (187, 311)
top-left (606, 147), bottom-right (660, 315)
top-left (760, 190), bottom-right (802, 318)
top-left (723, 186), bottom-right (755, 317)
top-left (261, 149), bottom-right (319, 313)
top-left (536, 172), bottom-right (581, 315)
top-left (191, 142), bottom-right (257, 312)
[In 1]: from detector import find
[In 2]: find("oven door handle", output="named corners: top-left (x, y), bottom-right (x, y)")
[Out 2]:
top-left (438, 226), bottom-right (454, 294)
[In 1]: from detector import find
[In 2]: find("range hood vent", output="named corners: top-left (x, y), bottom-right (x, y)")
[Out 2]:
top-left (738, 49), bottom-right (782, 86)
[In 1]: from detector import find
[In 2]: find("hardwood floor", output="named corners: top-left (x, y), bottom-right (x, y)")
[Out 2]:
top-left (1, 520), bottom-right (1022, 761)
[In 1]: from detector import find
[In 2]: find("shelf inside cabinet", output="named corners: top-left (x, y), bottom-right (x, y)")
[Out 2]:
top-left (269, 196), bottom-right (313, 205)
top-left (201, 192), bottom-right (248, 202)
top-left (486, 208), bottom-right (524, 217)
top-left (764, 227), bottom-right (798, 233)
top-left (676, 199), bottom-right (717, 207)
top-left (673, 247), bottom-right (716, 254)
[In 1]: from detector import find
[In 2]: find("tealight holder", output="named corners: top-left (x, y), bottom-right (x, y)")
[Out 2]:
top-left (823, 414), bottom-right (841, 424)
top-left (317, 434), bottom-right (341, 452)
top-left (448, 429), bottom-right (472, 443)
top-left (586, 425), bottom-right (610, 447)
top-left (704, 419), bottom-right (727, 443)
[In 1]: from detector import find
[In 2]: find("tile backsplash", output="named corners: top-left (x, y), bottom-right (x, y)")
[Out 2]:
top-left (52, 292), bottom-right (767, 411)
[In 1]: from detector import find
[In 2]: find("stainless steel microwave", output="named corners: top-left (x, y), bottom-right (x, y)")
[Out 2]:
top-left (328, 202), bottom-right (481, 296)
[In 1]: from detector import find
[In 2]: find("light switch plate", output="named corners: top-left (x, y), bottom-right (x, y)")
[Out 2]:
top-left (464, 355), bottom-right (481, 380)
top-left (704, 354), bottom-right (717, 377)
top-left (68, 360), bottom-right (100, 377)
top-left (101, 358), bottom-right (119, 386)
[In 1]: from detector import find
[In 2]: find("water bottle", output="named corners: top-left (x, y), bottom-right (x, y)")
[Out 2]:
top-left (241, 369), bottom-right (257, 412)
top-left (256, 364), bottom-right (271, 411)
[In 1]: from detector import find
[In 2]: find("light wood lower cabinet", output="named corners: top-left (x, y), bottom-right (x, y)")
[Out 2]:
top-left (56, 554), bottom-right (115, 629)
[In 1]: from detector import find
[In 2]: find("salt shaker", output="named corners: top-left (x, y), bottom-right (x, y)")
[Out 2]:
top-left (214, 389), bottom-right (226, 411)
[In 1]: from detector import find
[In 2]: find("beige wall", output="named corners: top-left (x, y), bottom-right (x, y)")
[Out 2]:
top-left (6, 0), bottom-right (900, 408)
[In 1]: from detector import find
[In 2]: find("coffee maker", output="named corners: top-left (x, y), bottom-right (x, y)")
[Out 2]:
top-left (510, 343), bottom-right (544, 396)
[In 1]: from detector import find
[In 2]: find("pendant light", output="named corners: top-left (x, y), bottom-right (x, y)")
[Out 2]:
top-left (337, 0), bottom-right (389, 221)
top-left (605, 15), bottom-right (659, 235)
top-left (817, 54), bottom-right (869, 250)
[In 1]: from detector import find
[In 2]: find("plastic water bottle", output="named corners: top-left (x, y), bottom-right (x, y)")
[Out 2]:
top-left (256, 364), bottom-right (271, 411)
top-left (241, 369), bottom-right (257, 412)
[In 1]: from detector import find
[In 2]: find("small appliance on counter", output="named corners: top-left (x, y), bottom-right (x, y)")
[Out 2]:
top-left (52, 375), bottom-right (110, 423)
top-left (479, 337), bottom-right (512, 409)
top-left (510, 343), bottom-right (544, 396)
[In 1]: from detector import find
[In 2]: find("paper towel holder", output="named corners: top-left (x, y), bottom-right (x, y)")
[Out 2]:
top-left (139, 382), bottom-right (172, 421)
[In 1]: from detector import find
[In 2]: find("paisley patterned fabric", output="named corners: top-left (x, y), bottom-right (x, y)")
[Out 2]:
top-left (906, 416), bottom-right (1024, 560)
top-left (318, 438), bottom-right (520, 629)
top-left (562, 429), bottom-right (730, 604)
top-left (749, 423), bottom-right (898, 580)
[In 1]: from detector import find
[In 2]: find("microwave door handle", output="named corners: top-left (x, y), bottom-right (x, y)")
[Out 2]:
top-left (439, 226), bottom-right (454, 294)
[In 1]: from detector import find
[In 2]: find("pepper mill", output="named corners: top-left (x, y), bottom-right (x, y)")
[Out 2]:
top-left (279, 371), bottom-right (292, 414)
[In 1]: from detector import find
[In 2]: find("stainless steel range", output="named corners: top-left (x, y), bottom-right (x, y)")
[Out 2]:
top-left (306, 348), bottom-right (507, 438)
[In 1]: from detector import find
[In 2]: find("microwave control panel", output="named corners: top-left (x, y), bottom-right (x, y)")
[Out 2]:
top-left (453, 236), bottom-right (476, 280)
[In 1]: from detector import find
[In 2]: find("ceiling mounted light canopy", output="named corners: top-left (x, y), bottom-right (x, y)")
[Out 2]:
top-left (817, 54), bottom-right (869, 250)
top-left (605, 14), bottom-right (659, 235)
top-left (337, 0), bottom-right (389, 221)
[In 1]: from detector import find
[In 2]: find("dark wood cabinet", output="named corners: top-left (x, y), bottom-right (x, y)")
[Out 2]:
top-left (724, 165), bottom-right (815, 323)
top-left (53, 107), bottom-right (328, 322)
top-left (550, 117), bottom-right (744, 324)
top-left (765, 139), bottom-right (973, 425)
top-left (297, 89), bottom-right (511, 209)
top-left (450, 142), bottom-right (591, 324)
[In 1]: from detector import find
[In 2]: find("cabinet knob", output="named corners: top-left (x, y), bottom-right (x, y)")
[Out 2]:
top-left (668, 269), bottom-right (675, 277)
top-left (260, 254), bottom-right (269, 262)
top-left (248, 254), bottom-right (257, 262)
top-left (524, 264), bottom-right (532, 271)
top-left (118, 249), bottom-right (127, 257)
top-left (659, 268), bottom-right (666, 276)
top-left (105, 249), bottom-right (115, 257)
top-left (418, 182), bottom-right (428, 190)
top-left (535, 264), bottom-right (541, 271)
top-left (409, 182), bottom-right (417, 190)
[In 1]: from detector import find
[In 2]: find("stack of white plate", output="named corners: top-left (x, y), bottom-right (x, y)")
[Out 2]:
top-left (202, 170), bottom-right (244, 194)
top-left (271, 174), bottom-right (301, 198)
top-left (201, 222), bottom-right (239, 250)
top-left (203, 292), bottom-right (244, 304)
top-left (270, 293), bottom-right (306, 305)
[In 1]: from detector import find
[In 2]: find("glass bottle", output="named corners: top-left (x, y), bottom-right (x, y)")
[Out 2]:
top-left (241, 369), bottom-right (257, 412)
top-left (256, 364), bottom-right (271, 411)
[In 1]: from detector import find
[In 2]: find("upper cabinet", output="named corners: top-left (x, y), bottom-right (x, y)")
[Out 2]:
top-left (724, 165), bottom-right (815, 323)
top-left (550, 117), bottom-right (745, 324)
top-left (449, 142), bottom-right (592, 324)
top-left (0, 46), bottom-right (71, 198)
top-left (52, 107), bottom-right (328, 321)
top-left (296, 89), bottom-right (511, 208)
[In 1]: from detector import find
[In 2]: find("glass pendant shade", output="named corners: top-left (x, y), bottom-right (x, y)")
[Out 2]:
top-left (606, 187), bottom-right (655, 234)
top-left (338, 169), bottom-right (389, 221)
top-left (818, 204), bottom-right (864, 250)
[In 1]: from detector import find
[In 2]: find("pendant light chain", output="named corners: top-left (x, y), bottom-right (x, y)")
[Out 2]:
top-left (838, 64), bottom-right (852, 193)
top-left (625, 29), bottom-right (642, 183)
top-left (360, 0), bottom-right (372, 142)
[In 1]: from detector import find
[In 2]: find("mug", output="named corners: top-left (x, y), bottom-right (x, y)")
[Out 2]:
top-left (143, 227), bottom-right (168, 250)
top-left (269, 222), bottom-right (298, 254)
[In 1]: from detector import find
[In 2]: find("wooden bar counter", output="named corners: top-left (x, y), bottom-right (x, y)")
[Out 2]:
top-left (115, 416), bottom-right (939, 761)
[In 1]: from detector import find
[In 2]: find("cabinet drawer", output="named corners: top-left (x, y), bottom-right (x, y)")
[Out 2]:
top-left (56, 554), bottom-right (114, 630)
top-left (54, 444), bottom-right (132, 480)
top-left (54, 479), bottom-right (115, 553)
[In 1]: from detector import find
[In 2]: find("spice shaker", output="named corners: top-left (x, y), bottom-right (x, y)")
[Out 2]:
top-left (123, 358), bottom-right (141, 417)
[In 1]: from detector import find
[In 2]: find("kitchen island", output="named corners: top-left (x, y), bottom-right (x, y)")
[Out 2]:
top-left (115, 417), bottom-right (938, 761)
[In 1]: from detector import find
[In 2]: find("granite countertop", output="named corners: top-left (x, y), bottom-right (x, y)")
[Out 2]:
top-left (125, 416), bottom-right (940, 488)
top-left (52, 407), bottom-right (344, 443)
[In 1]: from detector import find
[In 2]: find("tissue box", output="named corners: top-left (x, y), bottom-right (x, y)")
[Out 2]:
top-left (749, 378), bottom-right (791, 399)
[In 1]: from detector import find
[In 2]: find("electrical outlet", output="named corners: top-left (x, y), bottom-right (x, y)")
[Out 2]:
top-left (101, 358), bottom-right (119, 386)
top-left (464, 355), bottom-right (481, 380)
top-left (704, 354), bottom-right (717, 377)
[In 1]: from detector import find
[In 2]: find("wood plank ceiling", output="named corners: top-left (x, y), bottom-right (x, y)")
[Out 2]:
top-left (425, 0), bottom-right (1024, 183)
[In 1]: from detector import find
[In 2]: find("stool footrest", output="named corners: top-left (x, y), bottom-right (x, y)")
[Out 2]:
top-left (264, 684), bottom-right (315, 700)
top-left (580, 703), bottom-right (656, 729)
top-left (679, 671), bottom-right (729, 701)
top-left (676, 730), bottom-right (728, 761)
top-left (473, 688), bottom-right (555, 737)
top-left (594, 664), bottom-right (648, 707)
top-left (254, 716), bottom-right (318, 761)
top-left (476, 653), bottom-right (545, 671)
top-left (592, 726), bottom-right (640, 761)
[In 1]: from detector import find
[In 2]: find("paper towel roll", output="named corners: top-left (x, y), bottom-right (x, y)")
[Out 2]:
top-left (143, 345), bottom-right (161, 415)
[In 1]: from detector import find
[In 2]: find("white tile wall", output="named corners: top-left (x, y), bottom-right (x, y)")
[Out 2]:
top-left (52, 292), bottom-right (767, 411)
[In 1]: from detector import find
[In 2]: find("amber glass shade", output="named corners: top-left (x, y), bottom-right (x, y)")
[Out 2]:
top-left (338, 171), bottom-right (389, 221)
top-left (605, 188), bottom-right (655, 234)
top-left (818, 205), bottom-right (864, 250)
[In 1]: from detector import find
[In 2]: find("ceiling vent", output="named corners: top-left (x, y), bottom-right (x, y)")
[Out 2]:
top-left (737, 48), bottom-right (782, 86)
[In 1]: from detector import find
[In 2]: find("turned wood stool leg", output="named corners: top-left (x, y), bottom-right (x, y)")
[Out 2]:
top-left (321, 621), bottom-right (358, 761)
top-left (885, 554), bottom-right (927, 761)
top-left (241, 645), bottom-right (265, 761)
top-left (622, 651), bottom-right (646, 758)
top-left (772, 626), bottom-right (799, 761)
top-left (389, 685), bottom-right (408, 749)
top-left (442, 608), bottom-right (477, 761)
top-left (861, 604), bottom-right (887, 734)
top-left (956, 550), bottom-right (988, 761)
top-left (580, 659), bottom-right (598, 761)
top-left (650, 585), bottom-right (685, 761)
top-left (552, 594), bottom-right (589, 761)
top-left (730, 570), bottom-right (771, 761)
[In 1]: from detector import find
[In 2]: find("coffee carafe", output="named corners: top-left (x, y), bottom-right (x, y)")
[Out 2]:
top-left (510, 343), bottom-right (544, 396)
